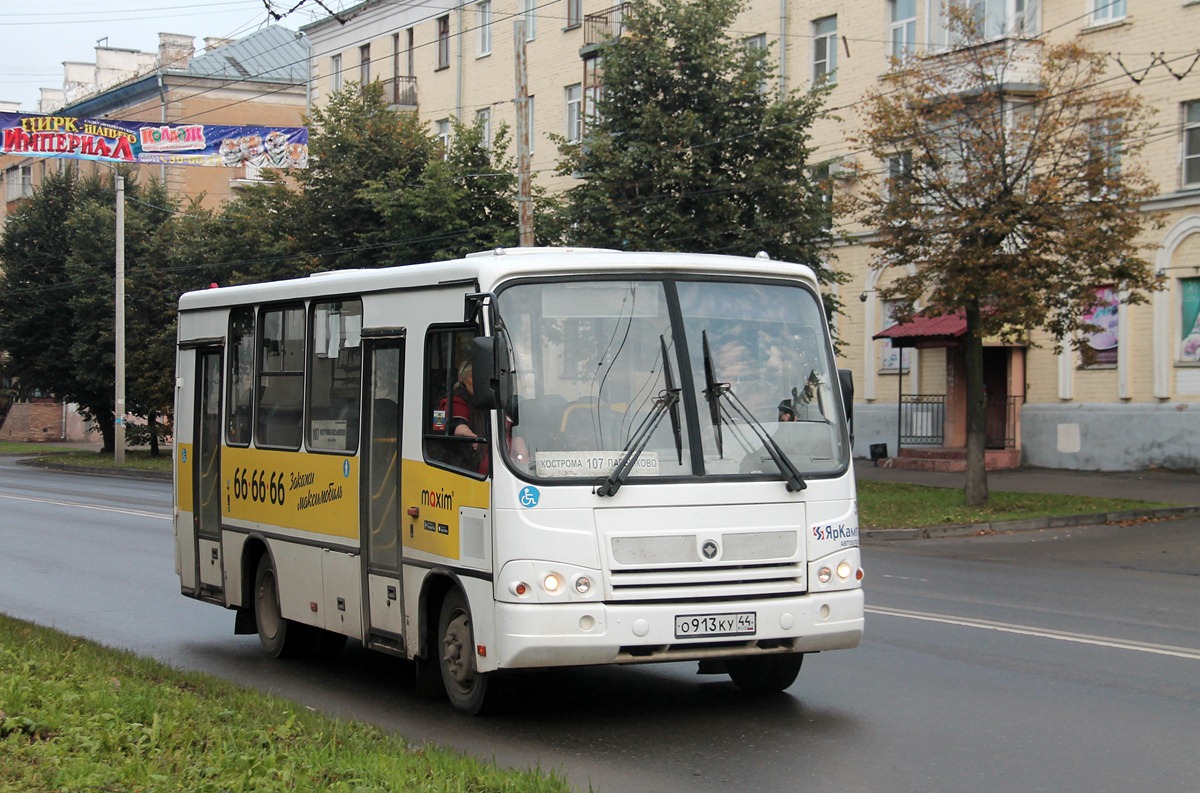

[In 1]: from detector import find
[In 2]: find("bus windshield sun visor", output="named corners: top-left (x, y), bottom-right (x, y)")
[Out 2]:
top-left (702, 329), bottom-right (806, 493)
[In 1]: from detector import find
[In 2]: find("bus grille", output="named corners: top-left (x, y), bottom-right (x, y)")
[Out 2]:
top-left (606, 530), bottom-right (804, 601)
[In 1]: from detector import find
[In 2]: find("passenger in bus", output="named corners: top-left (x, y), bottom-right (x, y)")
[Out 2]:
top-left (778, 400), bottom-right (796, 422)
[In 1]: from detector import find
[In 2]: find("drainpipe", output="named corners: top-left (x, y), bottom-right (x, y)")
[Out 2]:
top-left (778, 0), bottom-right (788, 93)
top-left (455, 0), bottom-right (464, 121)
top-left (158, 74), bottom-right (168, 184)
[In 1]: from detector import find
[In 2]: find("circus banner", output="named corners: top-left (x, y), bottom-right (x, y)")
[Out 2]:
top-left (0, 111), bottom-right (308, 169)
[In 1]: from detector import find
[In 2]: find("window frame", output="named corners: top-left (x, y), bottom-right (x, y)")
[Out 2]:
top-left (226, 306), bottom-right (256, 447)
top-left (306, 297), bottom-right (364, 455)
top-left (330, 53), bottom-right (343, 93)
top-left (889, 0), bottom-right (917, 61)
top-left (1184, 101), bottom-right (1200, 189)
top-left (422, 325), bottom-right (490, 478)
top-left (812, 16), bottom-right (838, 86)
top-left (1089, 0), bottom-right (1126, 26)
top-left (436, 15), bottom-right (451, 70)
top-left (566, 0), bottom-right (584, 29)
top-left (255, 302), bottom-right (307, 451)
top-left (359, 43), bottom-right (370, 85)
top-left (565, 83), bottom-right (583, 143)
top-left (476, 0), bottom-right (492, 57)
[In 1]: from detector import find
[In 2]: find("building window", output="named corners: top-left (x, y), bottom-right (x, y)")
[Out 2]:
top-left (1090, 0), bottom-right (1125, 25)
top-left (405, 28), bottom-right (415, 75)
top-left (886, 151), bottom-right (913, 198)
top-left (944, 0), bottom-right (1040, 44)
top-left (889, 0), bottom-right (916, 61)
top-left (1081, 285), bottom-right (1119, 367)
top-left (744, 33), bottom-right (768, 92)
top-left (4, 165), bottom-right (32, 202)
top-left (812, 16), bottom-right (837, 85)
top-left (436, 118), bottom-right (451, 158)
top-left (522, 0), bottom-right (536, 40)
top-left (330, 53), bottom-right (343, 93)
top-left (1087, 118), bottom-right (1121, 197)
top-left (1182, 278), bottom-right (1200, 364)
top-left (881, 301), bottom-right (911, 372)
top-left (477, 0), bottom-right (492, 56)
top-left (1184, 101), bottom-right (1200, 189)
top-left (565, 84), bottom-right (582, 143)
top-left (437, 15), bottom-right (450, 70)
top-left (476, 107), bottom-right (492, 149)
top-left (566, 0), bottom-right (583, 29)
top-left (359, 44), bottom-right (371, 85)
top-left (527, 95), bottom-right (536, 155)
top-left (811, 162), bottom-right (833, 230)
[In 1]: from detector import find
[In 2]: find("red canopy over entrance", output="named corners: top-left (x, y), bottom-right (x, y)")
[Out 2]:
top-left (873, 311), bottom-right (967, 349)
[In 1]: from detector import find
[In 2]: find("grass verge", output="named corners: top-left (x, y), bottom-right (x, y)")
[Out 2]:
top-left (0, 443), bottom-right (172, 474)
top-left (857, 478), bottom-right (1172, 530)
top-left (0, 615), bottom-right (571, 793)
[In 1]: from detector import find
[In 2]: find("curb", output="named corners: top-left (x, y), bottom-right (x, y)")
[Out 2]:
top-left (862, 505), bottom-right (1200, 541)
top-left (13, 457), bottom-right (172, 482)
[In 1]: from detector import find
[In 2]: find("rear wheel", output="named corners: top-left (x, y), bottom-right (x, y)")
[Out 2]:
top-left (726, 653), bottom-right (804, 694)
top-left (438, 588), bottom-right (497, 715)
top-left (254, 554), bottom-right (305, 658)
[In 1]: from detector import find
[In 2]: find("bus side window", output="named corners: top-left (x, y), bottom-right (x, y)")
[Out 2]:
top-left (257, 304), bottom-right (305, 450)
top-left (226, 307), bottom-right (255, 446)
top-left (423, 327), bottom-right (486, 475)
top-left (308, 299), bottom-right (363, 453)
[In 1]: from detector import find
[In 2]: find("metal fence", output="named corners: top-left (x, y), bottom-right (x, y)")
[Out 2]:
top-left (584, 3), bottom-right (628, 47)
top-left (899, 395), bottom-right (946, 446)
top-left (986, 395), bottom-right (1022, 449)
top-left (381, 76), bottom-right (417, 108)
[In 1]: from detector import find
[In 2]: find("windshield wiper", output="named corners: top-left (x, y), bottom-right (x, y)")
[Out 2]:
top-left (660, 335), bottom-right (682, 465)
top-left (595, 387), bottom-right (680, 498)
top-left (701, 329), bottom-right (806, 492)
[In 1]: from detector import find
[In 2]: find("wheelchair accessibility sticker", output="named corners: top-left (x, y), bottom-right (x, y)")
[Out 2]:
top-left (519, 486), bottom-right (540, 508)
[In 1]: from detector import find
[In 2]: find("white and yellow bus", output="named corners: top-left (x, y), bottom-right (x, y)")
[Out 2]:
top-left (174, 247), bottom-right (863, 713)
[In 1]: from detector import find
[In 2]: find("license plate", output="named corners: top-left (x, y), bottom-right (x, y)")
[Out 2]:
top-left (674, 611), bottom-right (756, 639)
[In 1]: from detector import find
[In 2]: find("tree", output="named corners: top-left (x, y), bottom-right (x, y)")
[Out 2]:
top-left (853, 15), bottom-right (1160, 505)
top-left (555, 0), bottom-right (840, 294)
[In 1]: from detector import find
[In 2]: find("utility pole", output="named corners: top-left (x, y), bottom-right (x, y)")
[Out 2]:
top-left (513, 20), bottom-right (534, 246)
top-left (114, 174), bottom-right (126, 465)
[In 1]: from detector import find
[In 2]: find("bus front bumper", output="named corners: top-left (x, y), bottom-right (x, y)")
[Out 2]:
top-left (491, 588), bottom-right (863, 670)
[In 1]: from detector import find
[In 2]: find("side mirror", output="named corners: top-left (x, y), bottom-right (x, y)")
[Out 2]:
top-left (837, 368), bottom-right (854, 446)
top-left (471, 335), bottom-right (516, 419)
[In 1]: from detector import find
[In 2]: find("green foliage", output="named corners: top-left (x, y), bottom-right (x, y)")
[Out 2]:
top-left (0, 615), bottom-right (571, 792)
top-left (556, 0), bottom-right (840, 294)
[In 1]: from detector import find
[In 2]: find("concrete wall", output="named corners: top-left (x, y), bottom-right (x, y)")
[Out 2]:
top-left (1021, 403), bottom-right (1200, 472)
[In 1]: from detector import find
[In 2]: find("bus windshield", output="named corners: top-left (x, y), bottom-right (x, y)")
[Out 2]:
top-left (497, 277), bottom-right (849, 484)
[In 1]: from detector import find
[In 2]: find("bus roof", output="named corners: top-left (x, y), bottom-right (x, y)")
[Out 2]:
top-left (177, 248), bottom-right (821, 312)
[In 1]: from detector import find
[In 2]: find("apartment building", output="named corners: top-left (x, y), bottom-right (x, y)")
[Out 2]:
top-left (306, 2), bottom-right (1200, 470)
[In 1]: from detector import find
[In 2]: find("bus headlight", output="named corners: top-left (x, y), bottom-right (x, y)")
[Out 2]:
top-left (542, 573), bottom-right (563, 594)
top-left (818, 566), bottom-right (832, 584)
top-left (574, 576), bottom-right (592, 594)
top-left (837, 561), bottom-right (852, 580)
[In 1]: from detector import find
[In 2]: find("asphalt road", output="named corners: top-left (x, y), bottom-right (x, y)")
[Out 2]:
top-left (2, 458), bottom-right (1198, 792)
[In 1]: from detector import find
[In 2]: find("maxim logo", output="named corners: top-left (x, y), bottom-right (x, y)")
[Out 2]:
top-left (700, 540), bottom-right (719, 560)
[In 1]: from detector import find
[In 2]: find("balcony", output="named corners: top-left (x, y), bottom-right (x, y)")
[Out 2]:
top-left (381, 75), bottom-right (417, 110)
top-left (909, 38), bottom-right (1043, 98)
top-left (582, 3), bottom-right (628, 56)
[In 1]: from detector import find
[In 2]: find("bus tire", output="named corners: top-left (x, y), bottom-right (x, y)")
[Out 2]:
top-left (726, 653), bottom-right (804, 694)
top-left (437, 588), bottom-right (496, 715)
top-left (254, 554), bottom-right (304, 659)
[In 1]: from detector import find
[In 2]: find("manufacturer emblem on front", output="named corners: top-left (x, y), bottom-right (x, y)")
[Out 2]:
top-left (701, 540), bottom-right (719, 560)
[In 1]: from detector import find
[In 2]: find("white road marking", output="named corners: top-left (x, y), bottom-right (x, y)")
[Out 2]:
top-left (0, 492), bottom-right (170, 521)
top-left (867, 605), bottom-right (1200, 661)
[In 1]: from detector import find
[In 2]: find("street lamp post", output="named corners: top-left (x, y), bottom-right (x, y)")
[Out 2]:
top-left (114, 174), bottom-right (126, 466)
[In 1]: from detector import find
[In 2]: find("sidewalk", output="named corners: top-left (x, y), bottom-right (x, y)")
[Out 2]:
top-left (855, 461), bottom-right (1200, 540)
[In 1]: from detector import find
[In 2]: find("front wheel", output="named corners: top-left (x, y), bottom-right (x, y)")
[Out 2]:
top-left (726, 653), bottom-right (804, 694)
top-left (437, 588), bottom-right (498, 715)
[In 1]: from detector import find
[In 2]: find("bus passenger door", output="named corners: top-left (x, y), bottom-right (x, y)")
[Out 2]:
top-left (194, 348), bottom-right (225, 599)
top-left (362, 338), bottom-right (406, 652)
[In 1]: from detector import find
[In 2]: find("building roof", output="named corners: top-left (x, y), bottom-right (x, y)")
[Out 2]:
top-left (873, 311), bottom-right (968, 349)
top-left (185, 25), bottom-right (308, 83)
